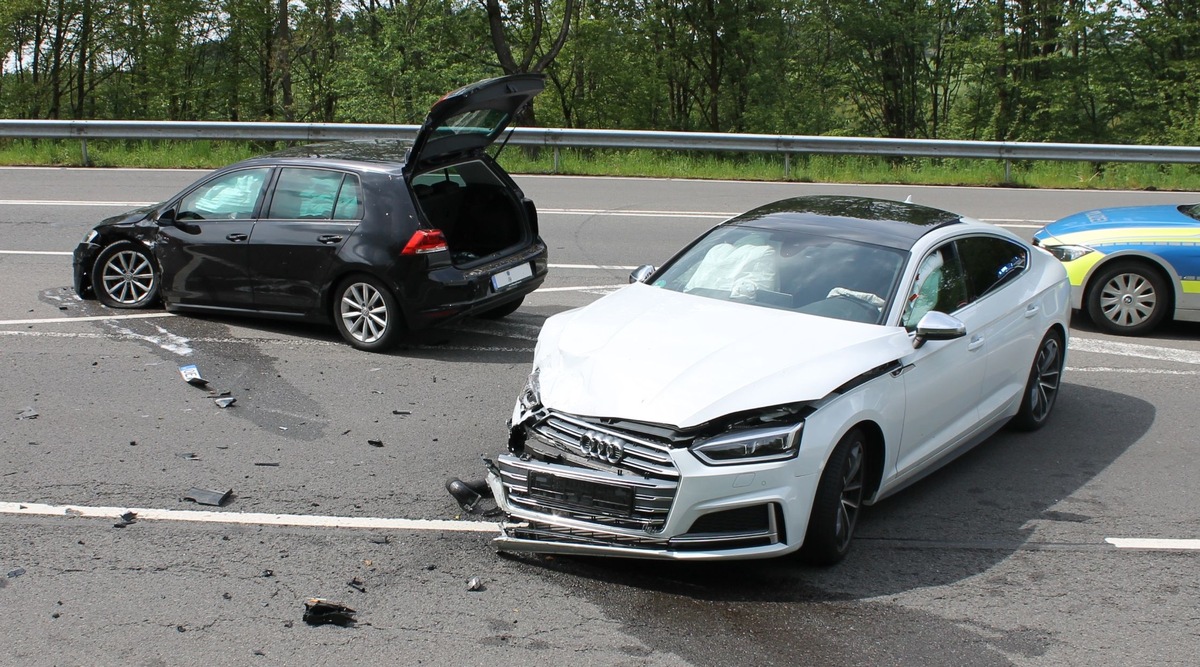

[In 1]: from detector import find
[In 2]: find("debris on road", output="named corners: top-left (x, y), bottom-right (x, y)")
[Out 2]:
top-left (302, 599), bottom-right (356, 627)
top-left (7, 568), bottom-right (26, 579)
top-left (261, 569), bottom-right (274, 578)
top-left (466, 577), bottom-right (485, 592)
top-left (183, 487), bottom-right (233, 507)
top-left (253, 462), bottom-right (280, 467)
top-left (180, 453), bottom-right (200, 461)
top-left (16, 407), bottom-right (38, 420)
top-left (392, 410), bottom-right (411, 416)
top-left (446, 478), bottom-right (483, 512)
top-left (214, 397), bottom-right (237, 408)
top-left (367, 439), bottom-right (384, 448)
top-left (179, 364), bottom-right (208, 387)
top-left (347, 577), bottom-right (367, 593)
top-left (113, 511), bottom-right (137, 528)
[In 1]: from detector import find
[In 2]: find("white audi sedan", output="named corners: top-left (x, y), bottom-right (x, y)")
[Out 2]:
top-left (486, 196), bottom-right (1070, 564)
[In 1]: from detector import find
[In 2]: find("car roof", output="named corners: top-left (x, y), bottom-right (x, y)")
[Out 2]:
top-left (729, 195), bottom-right (964, 250)
top-left (231, 140), bottom-right (415, 175)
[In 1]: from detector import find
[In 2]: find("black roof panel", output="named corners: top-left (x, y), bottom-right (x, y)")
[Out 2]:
top-left (729, 195), bottom-right (962, 250)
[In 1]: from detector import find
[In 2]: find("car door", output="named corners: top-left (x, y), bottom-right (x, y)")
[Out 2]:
top-left (957, 235), bottom-right (1039, 422)
top-left (893, 241), bottom-right (988, 475)
top-left (248, 167), bottom-right (364, 313)
top-left (156, 167), bottom-right (271, 308)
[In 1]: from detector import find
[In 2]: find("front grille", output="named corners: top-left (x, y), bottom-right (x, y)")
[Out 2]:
top-left (526, 411), bottom-right (679, 479)
top-left (498, 456), bottom-right (676, 531)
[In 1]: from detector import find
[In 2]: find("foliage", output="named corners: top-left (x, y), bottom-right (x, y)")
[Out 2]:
top-left (1, 0), bottom-right (1198, 149)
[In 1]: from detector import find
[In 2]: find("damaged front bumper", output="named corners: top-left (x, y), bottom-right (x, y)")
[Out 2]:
top-left (72, 241), bottom-right (101, 297)
top-left (487, 412), bottom-right (818, 561)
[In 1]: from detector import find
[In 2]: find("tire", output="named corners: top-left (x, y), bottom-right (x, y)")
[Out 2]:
top-left (799, 427), bottom-right (867, 566)
top-left (477, 295), bottom-right (524, 320)
top-left (332, 275), bottom-right (403, 352)
top-left (1086, 261), bottom-right (1170, 336)
top-left (1009, 330), bottom-right (1065, 432)
top-left (91, 241), bottom-right (159, 309)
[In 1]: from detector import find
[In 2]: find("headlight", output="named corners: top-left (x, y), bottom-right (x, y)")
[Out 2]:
top-left (519, 367), bottom-right (541, 410)
top-left (690, 423), bottom-right (802, 465)
top-left (82, 230), bottom-right (99, 244)
top-left (1044, 244), bottom-right (1093, 262)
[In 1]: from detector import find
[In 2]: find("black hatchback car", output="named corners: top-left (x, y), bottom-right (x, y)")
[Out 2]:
top-left (72, 74), bottom-right (548, 351)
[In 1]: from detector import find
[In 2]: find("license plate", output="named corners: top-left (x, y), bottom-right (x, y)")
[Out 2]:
top-left (528, 472), bottom-right (635, 517)
top-left (491, 262), bottom-right (533, 290)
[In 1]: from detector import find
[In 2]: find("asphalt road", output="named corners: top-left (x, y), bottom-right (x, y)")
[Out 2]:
top-left (1, 167), bottom-right (1198, 666)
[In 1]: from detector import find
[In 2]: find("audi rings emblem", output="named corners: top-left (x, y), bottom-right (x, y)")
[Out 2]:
top-left (579, 430), bottom-right (626, 464)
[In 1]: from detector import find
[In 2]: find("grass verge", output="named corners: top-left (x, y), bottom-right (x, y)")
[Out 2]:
top-left (3, 139), bottom-right (1200, 191)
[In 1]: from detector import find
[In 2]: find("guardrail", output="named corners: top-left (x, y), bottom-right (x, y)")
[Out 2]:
top-left (4, 119), bottom-right (1200, 180)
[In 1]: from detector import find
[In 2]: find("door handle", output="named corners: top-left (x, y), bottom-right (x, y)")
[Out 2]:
top-left (967, 335), bottom-right (985, 351)
top-left (318, 235), bottom-right (344, 245)
top-left (225, 233), bottom-right (248, 242)
top-left (1024, 304), bottom-right (1039, 318)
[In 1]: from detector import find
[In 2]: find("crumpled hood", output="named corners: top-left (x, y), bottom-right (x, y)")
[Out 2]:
top-left (534, 283), bottom-right (913, 429)
top-left (97, 204), bottom-right (158, 229)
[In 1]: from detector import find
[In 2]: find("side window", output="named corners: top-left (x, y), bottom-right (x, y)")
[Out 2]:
top-left (267, 168), bottom-right (353, 220)
top-left (901, 243), bottom-right (969, 330)
top-left (333, 175), bottom-right (363, 220)
top-left (957, 236), bottom-right (1028, 300)
top-left (178, 168), bottom-right (270, 220)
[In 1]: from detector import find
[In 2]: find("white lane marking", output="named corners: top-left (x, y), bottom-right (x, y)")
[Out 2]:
top-left (0, 501), bottom-right (498, 533)
top-left (533, 284), bottom-right (622, 293)
top-left (0, 250), bottom-right (73, 256)
top-left (0, 199), bottom-right (153, 207)
top-left (1106, 538), bottom-right (1200, 550)
top-left (550, 263), bottom-right (638, 270)
top-left (1067, 366), bottom-right (1200, 375)
top-left (0, 312), bottom-right (176, 325)
top-left (1071, 337), bottom-right (1200, 365)
top-left (106, 321), bottom-right (192, 356)
top-left (0, 330), bottom-right (530, 353)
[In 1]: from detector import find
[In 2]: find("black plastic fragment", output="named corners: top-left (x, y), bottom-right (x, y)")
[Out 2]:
top-left (113, 511), bottom-right (137, 528)
top-left (7, 567), bottom-right (26, 579)
top-left (446, 478), bottom-right (483, 512)
top-left (367, 439), bottom-right (384, 448)
top-left (347, 577), bottom-right (366, 593)
top-left (392, 410), bottom-right (411, 416)
top-left (303, 599), bottom-right (356, 627)
top-left (254, 462), bottom-right (280, 467)
top-left (183, 487), bottom-right (233, 507)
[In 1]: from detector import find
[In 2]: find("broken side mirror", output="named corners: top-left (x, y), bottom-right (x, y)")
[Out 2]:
top-left (912, 311), bottom-right (966, 349)
top-left (629, 264), bottom-right (656, 284)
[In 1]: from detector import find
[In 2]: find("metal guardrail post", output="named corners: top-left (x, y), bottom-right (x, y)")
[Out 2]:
top-left (784, 153), bottom-right (791, 179)
top-left (553, 146), bottom-right (560, 173)
top-left (1004, 158), bottom-right (1011, 182)
top-left (81, 138), bottom-right (89, 166)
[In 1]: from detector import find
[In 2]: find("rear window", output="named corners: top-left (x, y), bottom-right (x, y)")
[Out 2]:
top-left (267, 168), bottom-right (362, 220)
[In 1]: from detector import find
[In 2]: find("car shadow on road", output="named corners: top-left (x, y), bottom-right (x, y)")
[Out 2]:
top-left (497, 383), bottom-right (1151, 663)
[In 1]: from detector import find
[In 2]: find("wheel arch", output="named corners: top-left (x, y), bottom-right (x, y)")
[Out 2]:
top-left (847, 419), bottom-right (886, 503)
top-left (1081, 251), bottom-right (1179, 315)
top-left (321, 266), bottom-right (409, 326)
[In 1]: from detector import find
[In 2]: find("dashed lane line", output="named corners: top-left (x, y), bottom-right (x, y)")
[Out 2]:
top-left (0, 312), bottom-right (176, 326)
top-left (1106, 538), bottom-right (1200, 551)
top-left (0, 501), bottom-right (499, 533)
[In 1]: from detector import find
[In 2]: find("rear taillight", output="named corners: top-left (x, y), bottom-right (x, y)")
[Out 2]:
top-left (401, 229), bottom-right (448, 255)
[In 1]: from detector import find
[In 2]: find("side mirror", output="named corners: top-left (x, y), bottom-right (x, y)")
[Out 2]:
top-left (629, 265), bottom-right (656, 284)
top-left (913, 311), bottom-right (966, 349)
top-left (155, 208), bottom-right (177, 226)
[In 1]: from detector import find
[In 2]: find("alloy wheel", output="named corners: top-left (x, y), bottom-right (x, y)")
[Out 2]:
top-left (835, 439), bottom-right (865, 553)
top-left (339, 282), bottom-right (389, 344)
top-left (100, 250), bottom-right (156, 305)
top-left (1028, 337), bottom-right (1062, 423)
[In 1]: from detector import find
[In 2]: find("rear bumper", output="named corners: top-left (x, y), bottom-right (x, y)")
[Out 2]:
top-left (407, 241), bottom-right (548, 327)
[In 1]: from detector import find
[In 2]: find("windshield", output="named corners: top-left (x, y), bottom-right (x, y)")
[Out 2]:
top-left (651, 225), bottom-right (907, 325)
top-left (1179, 204), bottom-right (1200, 221)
